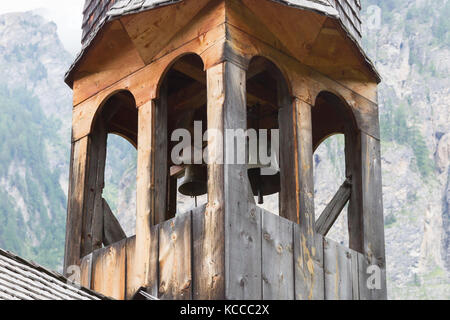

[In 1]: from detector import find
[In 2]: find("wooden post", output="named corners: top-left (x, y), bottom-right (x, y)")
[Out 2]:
top-left (293, 98), bottom-right (321, 300)
top-left (193, 61), bottom-right (253, 299)
top-left (359, 133), bottom-right (387, 300)
top-left (64, 137), bottom-right (89, 274)
top-left (135, 95), bottom-right (167, 295)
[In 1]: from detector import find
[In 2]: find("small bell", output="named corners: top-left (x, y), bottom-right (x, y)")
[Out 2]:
top-left (247, 138), bottom-right (280, 204)
top-left (178, 165), bottom-right (208, 197)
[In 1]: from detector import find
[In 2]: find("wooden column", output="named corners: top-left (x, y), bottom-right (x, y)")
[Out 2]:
top-left (64, 136), bottom-right (89, 273)
top-left (359, 133), bottom-right (387, 300)
top-left (293, 98), bottom-right (322, 300)
top-left (193, 61), bottom-right (253, 299)
top-left (64, 114), bottom-right (108, 274)
top-left (82, 118), bottom-right (108, 257)
top-left (135, 91), bottom-right (168, 295)
top-left (345, 126), bottom-right (363, 253)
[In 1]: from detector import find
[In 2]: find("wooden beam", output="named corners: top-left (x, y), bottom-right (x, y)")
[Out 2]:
top-left (102, 198), bottom-right (127, 247)
top-left (64, 137), bottom-right (88, 274)
top-left (359, 133), bottom-right (387, 299)
top-left (172, 59), bottom-right (278, 110)
top-left (82, 117), bottom-right (108, 257)
top-left (315, 179), bottom-right (352, 236)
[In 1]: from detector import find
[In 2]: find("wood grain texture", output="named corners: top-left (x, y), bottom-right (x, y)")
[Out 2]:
top-left (226, 204), bottom-right (262, 300)
top-left (158, 212), bottom-right (192, 300)
top-left (323, 238), bottom-right (353, 300)
top-left (221, 61), bottom-right (262, 300)
top-left (360, 133), bottom-right (387, 299)
top-left (80, 253), bottom-right (93, 289)
top-left (192, 204), bottom-right (209, 300)
top-left (81, 118), bottom-right (107, 257)
top-left (91, 240), bottom-right (127, 300)
top-left (294, 230), bottom-right (324, 300)
top-left (125, 236), bottom-right (137, 300)
top-left (103, 198), bottom-right (127, 246)
top-left (135, 100), bottom-right (162, 293)
top-left (64, 137), bottom-right (89, 273)
top-left (261, 210), bottom-right (294, 300)
top-left (316, 179), bottom-right (352, 236)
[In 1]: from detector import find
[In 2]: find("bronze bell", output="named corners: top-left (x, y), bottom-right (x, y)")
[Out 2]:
top-left (247, 138), bottom-right (280, 204)
top-left (178, 165), bottom-right (208, 197)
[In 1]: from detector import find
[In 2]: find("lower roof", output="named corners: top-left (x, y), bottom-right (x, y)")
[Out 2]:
top-left (0, 248), bottom-right (107, 300)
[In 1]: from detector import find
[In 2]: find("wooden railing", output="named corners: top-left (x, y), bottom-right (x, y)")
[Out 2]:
top-left (79, 204), bottom-right (377, 300)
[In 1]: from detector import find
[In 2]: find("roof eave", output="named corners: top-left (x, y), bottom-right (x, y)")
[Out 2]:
top-left (65, 0), bottom-right (380, 89)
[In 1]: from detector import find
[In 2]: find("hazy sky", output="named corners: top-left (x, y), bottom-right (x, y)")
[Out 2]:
top-left (0, 0), bottom-right (85, 55)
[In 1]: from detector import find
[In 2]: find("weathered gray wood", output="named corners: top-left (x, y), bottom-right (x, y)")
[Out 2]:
top-left (64, 137), bottom-right (89, 273)
top-left (82, 118), bottom-right (107, 257)
top-left (294, 230), bottom-right (324, 300)
top-left (226, 204), bottom-right (262, 300)
top-left (192, 204), bottom-right (208, 300)
top-left (158, 211), bottom-right (192, 300)
top-left (278, 92), bottom-right (297, 224)
top-left (103, 198), bottom-right (127, 246)
top-left (222, 62), bottom-right (261, 300)
top-left (154, 80), bottom-right (169, 225)
top-left (357, 252), bottom-right (386, 300)
top-left (262, 210), bottom-right (294, 300)
top-left (316, 178), bottom-right (352, 236)
top-left (351, 250), bottom-right (360, 300)
top-left (345, 124), bottom-right (364, 254)
top-left (360, 133), bottom-right (387, 299)
top-left (91, 119), bottom-right (108, 252)
top-left (323, 238), bottom-right (353, 300)
top-left (192, 62), bottom-right (235, 300)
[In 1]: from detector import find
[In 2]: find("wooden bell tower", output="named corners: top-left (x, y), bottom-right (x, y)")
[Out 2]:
top-left (64, 0), bottom-right (387, 300)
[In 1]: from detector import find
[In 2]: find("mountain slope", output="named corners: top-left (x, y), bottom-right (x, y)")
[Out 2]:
top-left (0, 12), bottom-right (73, 270)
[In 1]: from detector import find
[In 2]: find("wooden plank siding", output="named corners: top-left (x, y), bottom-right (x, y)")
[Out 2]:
top-left (78, 205), bottom-right (377, 300)
top-left (261, 211), bottom-right (294, 300)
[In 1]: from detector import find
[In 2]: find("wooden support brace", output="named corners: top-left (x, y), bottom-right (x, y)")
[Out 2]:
top-left (315, 178), bottom-right (352, 236)
top-left (102, 198), bottom-right (127, 246)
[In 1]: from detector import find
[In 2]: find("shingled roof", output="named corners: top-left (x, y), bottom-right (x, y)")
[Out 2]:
top-left (0, 248), bottom-right (106, 300)
top-left (66, 0), bottom-right (377, 86)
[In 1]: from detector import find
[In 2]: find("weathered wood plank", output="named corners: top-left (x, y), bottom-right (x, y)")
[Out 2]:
top-left (316, 179), bottom-right (352, 236)
top-left (226, 204), bottom-right (262, 300)
top-left (192, 62), bottom-right (229, 300)
top-left (278, 86), bottom-right (297, 224)
top-left (323, 238), bottom-right (353, 300)
top-left (154, 80), bottom-right (169, 225)
top-left (360, 133), bottom-right (387, 300)
top-left (357, 252), bottom-right (386, 300)
top-left (221, 61), bottom-right (261, 300)
top-left (82, 118), bottom-right (107, 257)
top-left (262, 211), bottom-right (294, 300)
top-left (345, 126), bottom-right (363, 253)
top-left (351, 250), bottom-right (360, 300)
top-left (79, 253), bottom-right (93, 289)
top-left (91, 240), bottom-right (127, 300)
top-left (103, 198), bottom-right (127, 246)
top-left (64, 137), bottom-right (89, 273)
top-left (192, 204), bottom-right (208, 300)
top-left (158, 211), bottom-right (192, 300)
top-left (125, 236), bottom-right (137, 300)
top-left (135, 98), bottom-right (165, 292)
top-left (294, 230), bottom-right (324, 300)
